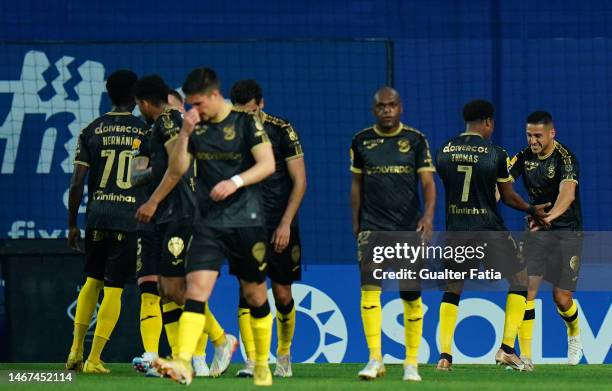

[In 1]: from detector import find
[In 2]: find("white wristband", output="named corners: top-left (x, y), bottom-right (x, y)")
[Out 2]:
top-left (231, 175), bottom-right (244, 189)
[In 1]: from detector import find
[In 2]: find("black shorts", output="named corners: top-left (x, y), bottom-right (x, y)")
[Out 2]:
top-left (137, 221), bottom-right (192, 278)
top-left (266, 225), bottom-right (302, 285)
top-left (443, 231), bottom-right (525, 280)
top-left (85, 229), bottom-right (137, 286)
top-left (523, 230), bottom-right (583, 291)
top-left (187, 224), bottom-right (269, 283)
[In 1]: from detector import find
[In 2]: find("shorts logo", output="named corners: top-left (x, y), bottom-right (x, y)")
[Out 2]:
top-left (398, 139), bottom-right (410, 153)
top-left (168, 237), bottom-right (185, 258)
top-left (547, 165), bottom-right (556, 179)
top-left (223, 125), bottom-right (236, 141)
top-left (172, 258), bottom-right (184, 266)
top-left (252, 242), bottom-right (267, 271)
top-left (136, 238), bottom-right (142, 271)
top-left (570, 255), bottom-right (580, 272)
top-left (291, 245), bottom-right (301, 263)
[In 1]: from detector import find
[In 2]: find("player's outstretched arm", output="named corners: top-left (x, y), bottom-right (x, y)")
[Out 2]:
top-left (497, 181), bottom-right (550, 220)
top-left (209, 142), bottom-right (275, 202)
top-left (271, 157), bottom-right (307, 253)
top-left (350, 173), bottom-right (363, 238)
top-left (68, 164), bottom-right (88, 251)
top-left (135, 109), bottom-right (196, 222)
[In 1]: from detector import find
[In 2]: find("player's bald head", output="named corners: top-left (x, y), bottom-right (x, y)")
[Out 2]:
top-left (373, 87), bottom-right (401, 105)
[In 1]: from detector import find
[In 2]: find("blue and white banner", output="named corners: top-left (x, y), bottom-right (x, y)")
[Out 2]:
top-left (206, 266), bottom-right (612, 364)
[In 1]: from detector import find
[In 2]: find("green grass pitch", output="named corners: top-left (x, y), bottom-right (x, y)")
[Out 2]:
top-left (0, 363), bottom-right (609, 390)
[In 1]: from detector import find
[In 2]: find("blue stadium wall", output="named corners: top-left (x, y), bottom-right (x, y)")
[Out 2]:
top-left (0, 0), bottom-right (610, 363)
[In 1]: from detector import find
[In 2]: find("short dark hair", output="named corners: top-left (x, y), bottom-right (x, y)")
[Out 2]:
top-left (230, 79), bottom-right (263, 105)
top-left (132, 75), bottom-right (170, 107)
top-left (106, 69), bottom-right (138, 106)
top-left (168, 89), bottom-right (183, 103)
top-left (462, 99), bottom-right (495, 122)
top-left (182, 67), bottom-right (220, 95)
top-left (526, 110), bottom-right (553, 125)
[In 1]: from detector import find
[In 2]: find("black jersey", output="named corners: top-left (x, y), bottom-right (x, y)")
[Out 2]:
top-left (190, 108), bottom-right (270, 227)
top-left (436, 132), bottom-right (510, 231)
top-left (350, 123), bottom-right (436, 231)
top-left (74, 111), bottom-right (148, 232)
top-left (509, 141), bottom-right (582, 230)
top-left (147, 107), bottom-right (198, 224)
top-left (259, 111), bottom-right (304, 228)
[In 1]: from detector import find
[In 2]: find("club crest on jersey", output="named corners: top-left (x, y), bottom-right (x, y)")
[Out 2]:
top-left (168, 237), bottom-right (185, 258)
top-left (291, 245), bottom-right (301, 263)
top-left (223, 125), bottom-right (236, 141)
top-left (364, 139), bottom-right (384, 149)
top-left (547, 165), bottom-right (556, 179)
top-left (162, 115), bottom-right (174, 130)
top-left (398, 139), bottom-right (410, 153)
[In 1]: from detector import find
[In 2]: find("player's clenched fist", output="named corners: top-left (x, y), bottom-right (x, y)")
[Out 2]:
top-left (181, 108), bottom-right (201, 136)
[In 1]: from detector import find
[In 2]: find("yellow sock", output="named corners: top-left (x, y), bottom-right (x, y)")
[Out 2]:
top-left (238, 306), bottom-right (255, 361)
top-left (518, 300), bottom-right (535, 358)
top-left (439, 293), bottom-right (460, 356)
top-left (360, 288), bottom-right (382, 361)
top-left (276, 300), bottom-right (296, 356)
top-left (88, 286), bottom-right (123, 364)
top-left (403, 296), bottom-right (423, 366)
top-left (250, 304), bottom-right (273, 366)
top-left (140, 292), bottom-right (162, 354)
top-left (195, 331), bottom-right (208, 357)
top-left (558, 301), bottom-right (580, 337)
top-left (162, 302), bottom-right (183, 356)
top-left (502, 292), bottom-right (527, 349)
top-left (176, 302), bottom-right (206, 362)
top-left (204, 302), bottom-right (226, 346)
top-left (71, 277), bottom-right (103, 355)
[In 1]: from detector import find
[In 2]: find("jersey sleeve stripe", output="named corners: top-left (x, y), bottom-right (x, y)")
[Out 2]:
top-left (417, 167), bottom-right (436, 173)
top-left (496, 177), bottom-right (512, 183)
top-left (74, 160), bottom-right (90, 167)
top-left (285, 153), bottom-right (304, 161)
top-left (561, 178), bottom-right (578, 185)
top-left (350, 166), bottom-right (363, 174)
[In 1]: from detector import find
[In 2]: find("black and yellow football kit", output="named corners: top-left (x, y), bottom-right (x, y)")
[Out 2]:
top-left (436, 131), bottom-right (526, 362)
top-left (350, 122), bottom-right (434, 365)
top-left (70, 110), bottom-right (148, 369)
top-left (510, 141), bottom-right (583, 290)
